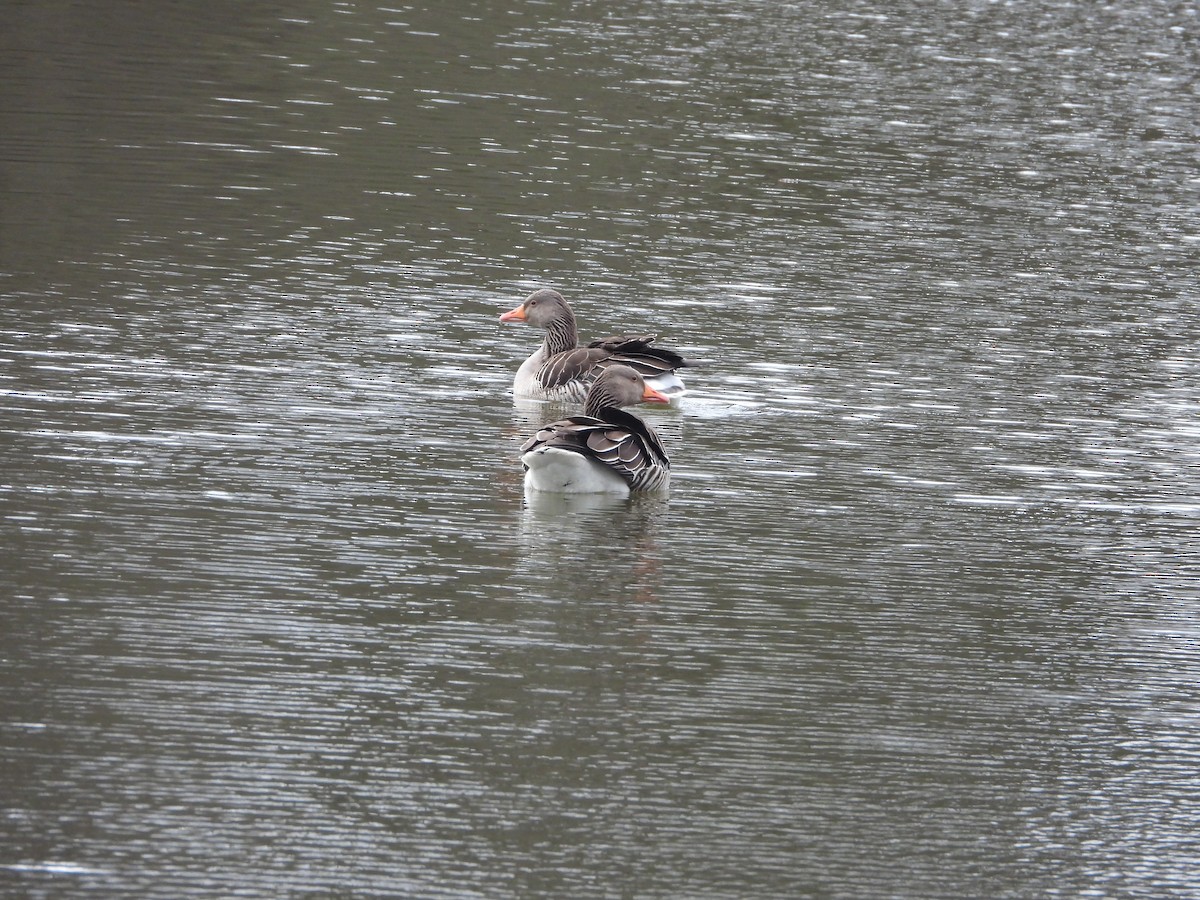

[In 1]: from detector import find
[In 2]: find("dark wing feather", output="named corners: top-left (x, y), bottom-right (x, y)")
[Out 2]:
top-left (520, 415), bottom-right (597, 454)
top-left (587, 334), bottom-right (690, 377)
top-left (583, 428), bottom-right (641, 473)
top-left (522, 410), bottom-right (669, 489)
top-left (587, 334), bottom-right (658, 352)
top-left (618, 439), bottom-right (641, 465)
top-left (537, 336), bottom-right (691, 391)
top-left (602, 407), bottom-right (671, 468)
top-left (537, 347), bottom-right (608, 388)
top-left (584, 431), bottom-right (622, 454)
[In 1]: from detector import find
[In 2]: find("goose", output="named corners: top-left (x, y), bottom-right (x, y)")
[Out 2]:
top-left (520, 365), bottom-right (672, 495)
top-left (499, 288), bottom-right (693, 402)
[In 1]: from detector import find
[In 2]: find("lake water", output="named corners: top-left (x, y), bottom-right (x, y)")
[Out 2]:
top-left (2, 1), bottom-right (1198, 897)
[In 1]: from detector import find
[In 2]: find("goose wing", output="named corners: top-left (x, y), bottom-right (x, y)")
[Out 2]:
top-left (536, 346), bottom-right (608, 389)
top-left (588, 334), bottom-right (690, 379)
top-left (521, 413), bottom-right (669, 490)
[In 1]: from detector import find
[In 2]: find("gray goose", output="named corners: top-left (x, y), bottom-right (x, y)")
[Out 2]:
top-left (499, 288), bottom-right (692, 402)
top-left (520, 365), bottom-right (672, 495)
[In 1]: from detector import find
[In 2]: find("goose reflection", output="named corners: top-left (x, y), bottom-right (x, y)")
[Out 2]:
top-left (515, 492), bottom-right (669, 605)
top-left (521, 488), bottom-right (631, 516)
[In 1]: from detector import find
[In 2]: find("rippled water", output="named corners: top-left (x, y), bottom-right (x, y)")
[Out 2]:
top-left (3, 1), bottom-right (1198, 897)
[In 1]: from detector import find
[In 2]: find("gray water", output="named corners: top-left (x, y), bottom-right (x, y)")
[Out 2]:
top-left (2, 1), bottom-right (1198, 897)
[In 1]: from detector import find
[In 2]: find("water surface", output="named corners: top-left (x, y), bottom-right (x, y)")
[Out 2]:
top-left (2, 1), bottom-right (1198, 897)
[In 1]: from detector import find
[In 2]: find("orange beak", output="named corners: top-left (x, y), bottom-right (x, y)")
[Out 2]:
top-left (641, 384), bottom-right (671, 404)
top-left (499, 304), bottom-right (526, 323)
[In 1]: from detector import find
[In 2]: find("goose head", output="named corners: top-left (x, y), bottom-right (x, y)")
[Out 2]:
top-left (587, 364), bottom-right (671, 412)
top-left (499, 288), bottom-right (574, 328)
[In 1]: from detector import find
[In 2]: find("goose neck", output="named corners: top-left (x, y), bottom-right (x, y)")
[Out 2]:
top-left (542, 311), bottom-right (577, 356)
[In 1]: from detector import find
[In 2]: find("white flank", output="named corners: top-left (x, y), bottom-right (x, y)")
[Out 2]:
top-left (521, 447), bottom-right (631, 495)
top-left (645, 371), bottom-right (686, 399)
